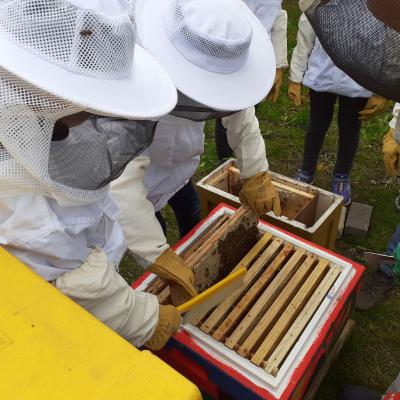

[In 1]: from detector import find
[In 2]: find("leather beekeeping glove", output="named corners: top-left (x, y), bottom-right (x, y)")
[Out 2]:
top-left (267, 68), bottom-right (284, 103)
top-left (359, 95), bottom-right (388, 120)
top-left (383, 128), bottom-right (400, 177)
top-left (145, 305), bottom-right (181, 351)
top-left (288, 80), bottom-right (303, 106)
top-left (239, 171), bottom-right (281, 216)
top-left (148, 248), bottom-right (198, 306)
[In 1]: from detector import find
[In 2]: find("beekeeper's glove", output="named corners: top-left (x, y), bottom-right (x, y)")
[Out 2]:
top-left (288, 80), bottom-right (302, 106)
top-left (145, 305), bottom-right (181, 351)
top-left (267, 68), bottom-right (284, 103)
top-left (149, 248), bottom-right (198, 306)
top-left (359, 95), bottom-right (388, 120)
top-left (239, 171), bottom-right (281, 216)
top-left (383, 128), bottom-right (400, 177)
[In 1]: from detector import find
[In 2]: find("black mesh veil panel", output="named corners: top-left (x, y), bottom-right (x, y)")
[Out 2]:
top-left (171, 92), bottom-right (239, 122)
top-left (304, 0), bottom-right (400, 102)
top-left (49, 117), bottom-right (158, 190)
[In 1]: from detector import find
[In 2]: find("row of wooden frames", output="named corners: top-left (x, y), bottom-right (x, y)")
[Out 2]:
top-left (145, 209), bottom-right (342, 376)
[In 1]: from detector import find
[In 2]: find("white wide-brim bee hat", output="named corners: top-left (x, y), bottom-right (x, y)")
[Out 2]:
top-left (137, 0), bottom-right (276, 111)
top-left (0, 0), bottom-right (177, 119)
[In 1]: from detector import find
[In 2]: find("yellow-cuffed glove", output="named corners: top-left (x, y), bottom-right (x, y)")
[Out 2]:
top-left (359, 95), bottom-right (388, 120)
top-left (145, 305), bottom-right (181, 351)
top-left (383, 128), bottom-right (400, 177)
top-left (239, 172), bottom-right (281, 216)
top-left (267, 68), bottom-right (284, 103)
top-left (149, 248), bottom-right (198, 306)
top-left (288, 80), bottom-right (302, 106)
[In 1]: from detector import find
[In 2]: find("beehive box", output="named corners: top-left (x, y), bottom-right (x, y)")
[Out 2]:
top-left (133, 205), bottom-right (364, 400)
top-left (196, 159), bottom-right (343, 249)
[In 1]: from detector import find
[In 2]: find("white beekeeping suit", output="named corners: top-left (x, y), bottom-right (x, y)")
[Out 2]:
top-left (0, 0), bottom-right (181, 349)
top-left (289, 14), bottom-right (372, 98)
top-left (140, 107), bottom-right (268, 214)
top-left (243, 0), bottom-right (288, 69)
top-left (242, 0), bottom-right (288, 102)
top-left (111, 0), bottom-right (280, 268)
top-left (143, 115), bottom-right (205, 212)
top-left (389, 103), bottom-right (400, 134)
top-left (112, 106), bottom-right (269, 267)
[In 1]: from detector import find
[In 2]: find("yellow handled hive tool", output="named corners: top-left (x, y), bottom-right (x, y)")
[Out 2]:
top-left (177, 267), bottom-right (247, 325)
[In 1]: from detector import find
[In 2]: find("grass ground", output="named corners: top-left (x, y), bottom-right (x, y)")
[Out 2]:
top-left (120, 1), bottom-right (400, 397)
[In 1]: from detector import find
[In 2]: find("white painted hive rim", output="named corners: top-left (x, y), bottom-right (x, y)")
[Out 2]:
top-left (196, 158), bottom-right (343, 233)
top-left (173, 206), bottom-right (356, 398)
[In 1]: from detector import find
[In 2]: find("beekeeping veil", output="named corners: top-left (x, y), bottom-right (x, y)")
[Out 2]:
top-left (300, 0), bottom-right (400, 103)
top-left (170, 92), bottom-right (239, 122)
top-left (0, 0), bottom-right (177, 206)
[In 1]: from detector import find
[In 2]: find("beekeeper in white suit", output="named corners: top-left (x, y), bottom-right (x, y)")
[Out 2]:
top-left (243, 0), bottom-right (288, 102)
top-left (214, 0), bottom-right (288, 164)
top-left (111, 0), bottom-right (281, 285)
top-left (0, 0), bottom-right (191, 351)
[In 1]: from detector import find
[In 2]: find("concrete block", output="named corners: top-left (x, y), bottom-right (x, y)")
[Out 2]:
top-left (344, 202), bottom-right (373, 237)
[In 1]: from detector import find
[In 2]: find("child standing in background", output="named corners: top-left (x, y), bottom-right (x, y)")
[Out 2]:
top-left (288, 14), bottom-right (387, 206)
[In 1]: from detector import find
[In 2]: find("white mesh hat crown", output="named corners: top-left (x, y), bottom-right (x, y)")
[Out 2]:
top-left (0, 0), bottom-right (177, 118)
top-left (164, 0), bottom-right (253, 74)
top-left (139, 0), bottom-right (276, 111)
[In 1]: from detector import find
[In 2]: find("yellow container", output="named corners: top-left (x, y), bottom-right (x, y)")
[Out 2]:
top-left (0, 248), bottom-right (201, 400)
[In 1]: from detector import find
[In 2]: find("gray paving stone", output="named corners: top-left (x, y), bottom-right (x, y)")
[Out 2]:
top-left (344, 202), bottom-right (373, 237)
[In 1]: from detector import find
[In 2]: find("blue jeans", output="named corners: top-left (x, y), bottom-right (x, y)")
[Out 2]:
top-left (156, 179), bottom-right (201, 239)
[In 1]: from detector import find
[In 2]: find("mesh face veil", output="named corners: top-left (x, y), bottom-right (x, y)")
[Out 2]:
top-left (171, 92), bottom-right (239, 122)
top-left (0, 69), bottom-right (158, 205)
top-left (0, 0), bottom-right (173, 206)
top-left (0, 68), bottom-right (95, 206)
top-left (301, 0), bottom-right (400, 102)
top-left (51, 117), bottom-right (158, 191)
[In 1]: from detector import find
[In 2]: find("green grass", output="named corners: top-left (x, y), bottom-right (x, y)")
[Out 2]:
top-left (120, 1), bottom-right (400, 397)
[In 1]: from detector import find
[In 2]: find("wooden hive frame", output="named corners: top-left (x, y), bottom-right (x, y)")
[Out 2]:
top-left (176, 206), bottom-right (358, 395)
top-left (226, 166), bottom-right (319, 226)
top-left (144, 206), bottom-right (348, 380)
top-left (134, 205), bottom-right (363, 399)
top-left (196, 159), bottom-right (344, 249)
top-left (194, 237), bottom-right (343, 377)
top-left (145, 206), bottom-right (261, 301)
